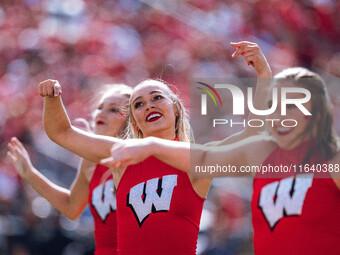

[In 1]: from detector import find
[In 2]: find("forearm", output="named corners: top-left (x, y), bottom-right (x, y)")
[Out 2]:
top-left (244, 69), bottom-right (272, 136)
top-left (148, 137), bottom-right (191, 172)
top-left (43, 96), bottom-right (72, 144)
top-left (209, 69), bottom-right (272, 147)
top-left (146, 137), bottom-right (243, 176)
top-left (25, 167), bottom-right (80, 219)
top-left (253, 67), bottom-right (272, 114)
top-left (43, 96), bottom-right (117, 163)
top-left (194, 143), bottom-right (253, 178)
top-left (205, 130), bottom-right (248, 146)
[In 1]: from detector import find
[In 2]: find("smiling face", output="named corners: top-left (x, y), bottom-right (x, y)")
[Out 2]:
top-left (267, 67), bottom-right (337, 162)
top-left (130, 81), bottom-right (178, 140)
top-left (92, 91), bottom-right (128, 137)
top-left (268, 81), bottom-right (314, 150)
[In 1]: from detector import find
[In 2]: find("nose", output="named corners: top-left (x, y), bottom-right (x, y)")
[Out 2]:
top-left (96, 109), bottom-right (106, 119)
top-left (145, 100), bottom-right (155, 110)
top-left (270, 109), bottom-right (285, 126)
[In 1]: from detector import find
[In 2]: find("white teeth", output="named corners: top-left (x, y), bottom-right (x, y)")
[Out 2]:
top-left (277, 127), bottom-right (291, 133)
top-left (147, 113), bottom-right (161, 121)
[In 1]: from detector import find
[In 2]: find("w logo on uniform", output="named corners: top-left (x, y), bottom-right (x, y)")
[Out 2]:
top-left (258, 174), bottom-right (313, 230)
top-left (92, 179), bottom-right (116, 222)
top-left (127, 175), bottom-right (178, 227)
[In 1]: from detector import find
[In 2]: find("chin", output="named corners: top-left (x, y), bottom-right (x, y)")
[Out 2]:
top-left (274, 136), bottom-right (292, 149)
top-left (278, 139), bottom-right (300, 150)
top-left (146, 122), bottom-right (167, 131)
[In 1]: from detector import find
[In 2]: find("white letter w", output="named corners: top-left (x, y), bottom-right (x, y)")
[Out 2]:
top-left (127, 174), bottom-right (178, 227)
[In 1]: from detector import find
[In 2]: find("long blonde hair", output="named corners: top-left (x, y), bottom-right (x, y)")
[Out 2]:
top-left (274, 67), bottom-right (338, 163)
top-left (126, 79), bottom-right (192, 142)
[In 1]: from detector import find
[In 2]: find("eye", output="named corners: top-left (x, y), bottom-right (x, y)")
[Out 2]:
top-left (134, 101), bottom-right (143, 109)
top-left (153, 95), bottom-right (164, 101)
top-left (267, 100), bottom-right (272, 108)
top-left (110, 107), bottom-right (120, 113)
top-left (286, 104), bottom-right (297, 109)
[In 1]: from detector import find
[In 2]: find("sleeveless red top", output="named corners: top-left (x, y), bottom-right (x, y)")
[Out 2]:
top-left (252, 142), bottom-right (340, 254)
top-left (89, 164), bottom-right (117, 255)
top-left (116, 156), bottom-right (205, 255)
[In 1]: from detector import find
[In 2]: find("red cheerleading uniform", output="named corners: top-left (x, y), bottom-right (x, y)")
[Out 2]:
top-left (252, 142), bottom-right (340, 255)
top-left (89, 164), bottom-right (117, 255)
top-left (116, 156), bottom-right (205, 255)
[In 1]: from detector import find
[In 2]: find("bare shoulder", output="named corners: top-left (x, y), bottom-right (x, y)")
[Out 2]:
top-left (329, 147), bottom-right (340, 164)
top-left (79, 158), bottom-right (97, 183)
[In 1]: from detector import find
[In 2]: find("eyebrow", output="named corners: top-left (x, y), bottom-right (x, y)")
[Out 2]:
top-left (98, 103), bottom-right (118, 107)
top-left (132, 90), bottom-right (163, 104)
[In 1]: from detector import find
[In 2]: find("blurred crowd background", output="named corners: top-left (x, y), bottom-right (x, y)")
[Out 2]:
top-left (1, 0), bottom-right (340, 254)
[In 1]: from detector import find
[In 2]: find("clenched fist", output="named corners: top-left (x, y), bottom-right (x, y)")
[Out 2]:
top-left (38, 79), bottom-right (62, 98)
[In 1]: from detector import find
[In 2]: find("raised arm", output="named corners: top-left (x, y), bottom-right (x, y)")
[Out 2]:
top-left (206, 41), bottom-right (272, 146)
top-left (39, 79), bottom-right (117, 163)
top-left (7, 138), bottom-right (92, 219)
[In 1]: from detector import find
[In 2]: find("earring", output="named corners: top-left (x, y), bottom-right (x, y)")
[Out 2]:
top-left (176, 112), bottom-right (180, 117)
top-left (135, 126), bottom-right (139, 131)
top-left (174, 102), bottom-right (181, 112)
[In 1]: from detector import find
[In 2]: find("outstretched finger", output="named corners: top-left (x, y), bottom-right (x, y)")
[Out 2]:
top-left (7, 151), bottom-right (16, 163)
top-left (100, 156), bottom-right (122, 168)
top-left (9, 139), bottom-right (24, 156)
top-left (11, 137), bottom-right (24, 151)
top-left (100, 156), bottom-right (115, 165)
top-left (232, 45), bottom-right (258, 58)
top-left (7, 142), bottom-right (16, 154)
top-left (7, 143), bottom-right (21, 159)
top-left (230, 41), bottom-right (256, 48)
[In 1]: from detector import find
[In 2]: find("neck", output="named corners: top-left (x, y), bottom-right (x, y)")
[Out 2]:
top-left (280, 138), bottom-right (315, 151)
top-left (143, 128), bottom-right (176, 140)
